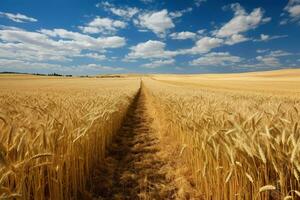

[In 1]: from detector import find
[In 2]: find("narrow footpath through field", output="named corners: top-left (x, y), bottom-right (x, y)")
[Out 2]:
top-left (89, 86), bottom-right (179, 199)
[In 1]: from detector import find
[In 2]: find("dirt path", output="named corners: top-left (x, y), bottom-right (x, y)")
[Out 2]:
top-left (89, 86), bottom-right (178, 199)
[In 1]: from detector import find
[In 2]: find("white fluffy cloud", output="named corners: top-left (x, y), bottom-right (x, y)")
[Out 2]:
top-left (126, 40), bottom-right (177, 60)
top-left (40, 28), bottom-right (126, 48)
top-left (184, 37), bottom-right (224, 54)
top-left (142, 59), bottom-right (175, 68)
top-left (0, 27), bottom-right (125, 63)
top-left (0, 42), bottom-right (71, 62)
top-left (167, 3), bottom-right (271, 59)
top-left (126, 37), bottom-right (225, 63)
top-left (170, 31), bottom-right (196, 40)
top-left (282, 0), bottom-right (300, 24)
top-left (0, 29), bottom-right (72, 62)
top-left (215, 3), bottom-right (270, 39)
top-left (99, 1), bottom-right (139, 19)
top-left (0, 12), bottom-right (37, 23)
top-left (126, 37), bottom-right (226, 65)
top-left (124, 3), bottom-right (278, 67)
top-left (286, 0), bottom-right (300, 17)
top-left (288, 5), bottom-right (300, 18)
top-left (135, 10), bottom-right (175, 37)
top-left (225, 34), bottom-right (248, 45)
top-left (79, 17), bottom-right (126, 34)
top-left (190, 52), bottom-right (242, 66)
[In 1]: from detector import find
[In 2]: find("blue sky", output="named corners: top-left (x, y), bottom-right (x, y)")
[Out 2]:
top-left (0, 0), bottom-right (299, 74)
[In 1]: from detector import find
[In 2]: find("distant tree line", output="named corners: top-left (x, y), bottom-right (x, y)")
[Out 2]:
top-left (0, 71), bottom-right (72, 77)
top-left (1, 72), bottom-right (123, 78)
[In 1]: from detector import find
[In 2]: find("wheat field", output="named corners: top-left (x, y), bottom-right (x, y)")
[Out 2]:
top-left (0, 70), bottom-right (300, 199)
top-left (0, 76), bottom-right (140, 199)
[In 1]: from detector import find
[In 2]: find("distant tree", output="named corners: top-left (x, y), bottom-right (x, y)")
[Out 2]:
top-left (48, 73), bottom-right (63, 76)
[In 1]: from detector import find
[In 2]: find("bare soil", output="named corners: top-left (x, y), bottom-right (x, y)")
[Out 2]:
top-left (88, 87), bottom-right (179, 199)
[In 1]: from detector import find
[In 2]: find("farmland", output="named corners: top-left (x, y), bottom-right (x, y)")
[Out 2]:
top-left (0, 69), bottom-right (300, 199)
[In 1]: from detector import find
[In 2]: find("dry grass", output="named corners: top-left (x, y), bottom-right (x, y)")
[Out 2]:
top-left (0, 76), bottom-right (140, 199)
top-left (143, 72), bottom-right (300, 199)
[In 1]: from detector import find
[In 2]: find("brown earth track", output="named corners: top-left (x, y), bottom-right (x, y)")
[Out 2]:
top-left (88, 86), bottom-right (178, 199)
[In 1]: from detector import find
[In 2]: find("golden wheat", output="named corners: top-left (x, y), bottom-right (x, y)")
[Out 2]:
top-left (143, 78), bottom-right (300, 199)
top-left (1, 73), bottom-right (299, 199)
top-left (0, 76), bottom-right (140, 199)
